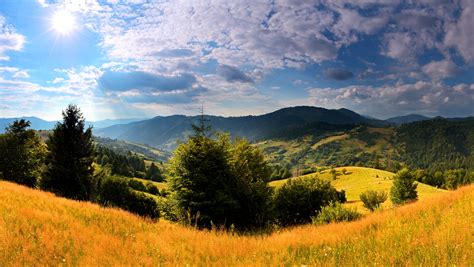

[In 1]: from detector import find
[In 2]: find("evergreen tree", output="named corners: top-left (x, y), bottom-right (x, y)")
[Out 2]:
top-left (390, 168), bottom-right (418, 205)
top-left (42, 105), bottom-right (95, 200)
top-left (168, 119), bottom-right (239, 228)
top-left (0, 120), bottom-right (45, 187)
top-left (146, 162), bottom-right (162, 182)
top-left (229, 138), bottom-right (273, 228)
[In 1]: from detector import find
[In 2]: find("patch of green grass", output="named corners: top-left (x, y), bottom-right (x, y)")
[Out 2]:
top-left (270, 166), bottom-right (446, 211)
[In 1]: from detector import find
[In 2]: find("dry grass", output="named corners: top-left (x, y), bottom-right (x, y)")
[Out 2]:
top-left (0, 181), bottom-right (472, 266)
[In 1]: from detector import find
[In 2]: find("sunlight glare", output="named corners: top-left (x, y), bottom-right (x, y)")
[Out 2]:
top-left (51, 10), bottom-right (76, 35)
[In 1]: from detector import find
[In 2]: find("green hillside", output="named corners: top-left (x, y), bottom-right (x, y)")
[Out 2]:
top-left (270, 166), bottom-right (446, 211)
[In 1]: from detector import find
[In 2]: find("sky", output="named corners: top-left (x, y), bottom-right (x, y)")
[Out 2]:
top-left (0, 0), bottom-right (473, 121)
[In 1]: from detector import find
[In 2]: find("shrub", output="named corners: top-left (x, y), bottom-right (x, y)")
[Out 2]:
top-left (128, 179), bottom-right (147, 192)
top-left (97, 176), bottom-right (160, 219)
top-left (273, 176), bottom-right (344, 226)
top-left (312, 202), bottom-right (361, 225)
top-left (390, 168), bottom-right (418, 205)
top-left (146, 182), bottom-right (160, 195)
top-left (359, 190), bottom-right (387, 212)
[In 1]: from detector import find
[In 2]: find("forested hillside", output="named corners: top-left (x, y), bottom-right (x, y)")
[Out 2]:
top-left (95, 106), bottom-right (386, 150)
top-left (258, 118), bottom-right (474, 174)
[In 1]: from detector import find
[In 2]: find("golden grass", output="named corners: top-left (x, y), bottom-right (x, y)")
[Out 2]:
top-left (270, 166), bottom-right (446, 211)
top-left (311, 133), bottom-right (349, 149)
top-left (0, 181), bottom-right (472, 266)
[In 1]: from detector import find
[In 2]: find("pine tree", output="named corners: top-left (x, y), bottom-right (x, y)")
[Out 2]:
top-left (390, 168), bottom-right (418, 205)
top-left (146, 162), bottom-right (162, 181)
top-left (0, 119), bottom-right (45, 187)
top-left (42, 105), bottom-right (95, 200)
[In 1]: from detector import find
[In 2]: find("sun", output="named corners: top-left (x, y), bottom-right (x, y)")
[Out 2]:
top-left (51, 10), bottom-right (77, 35)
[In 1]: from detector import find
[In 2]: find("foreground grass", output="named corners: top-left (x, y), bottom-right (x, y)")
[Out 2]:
top-left (0, 181), bottom-right (472, 266)
top-left (270, 166), bottom-right (446, 210)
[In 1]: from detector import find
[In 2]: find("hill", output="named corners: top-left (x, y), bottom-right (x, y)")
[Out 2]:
top-left (0, 117), bottom-right (56, 132)
top-left (0, 180), bottom-right (471, 265)
top-left (95, 106), bottom-right (387, 150)
top-left (259, 118), bottom-right (474, 173)
top-left (386, 114), bottom-right (431, 125)
top-left (0, 117), bottom-right (144, 133)
top-left (269, 167), bottom-right (446, 211)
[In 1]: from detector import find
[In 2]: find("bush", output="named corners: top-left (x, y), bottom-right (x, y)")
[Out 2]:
top-left (312, 202), bottom-right (361, 225)
top-left (97, 176), bottom-right (160, 219)
top-left (146, 182), bottom-right (160, 195)
top-left (359, 190), bottom-right (387, 212)
top-left (273, 176), bottom-right (345, 226)
top-left (128, 179), bottom-right (147, 192)
top-left (390, 168), bottom-right (418, 205)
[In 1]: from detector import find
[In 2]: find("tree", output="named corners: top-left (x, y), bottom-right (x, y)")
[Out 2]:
top-left (330, 168), bottom-right (337, 180)
top-left (359, 190), bottom-right (387, 212)
top-left (0, 120), bottom-right (45, 187)
top-left (390, 168), bottom-right (418, 205)
top-left (168, 119), bottom-right (239, 228)
top-left (168, 113), bottom-right (274, 230)
top-left (146, 162), bottom-right (162, 182)
top-left (42, 105), bottom-right (95, 200)
top-left (273, 175), bottom-right (345, 226)
top-left (228, 138), bottom-right (273, 229)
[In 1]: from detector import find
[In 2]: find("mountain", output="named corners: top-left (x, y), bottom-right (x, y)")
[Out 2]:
top-left (386, 114), bottom-right (431, 125)
top-left (88, 118), bottom-right (146, 129)
top-left (0, 117), bottom-right (57, 132)
top-left (0, 117), bottom-right (146, 133)
top-left (95, 106), bottom-right (388, 150)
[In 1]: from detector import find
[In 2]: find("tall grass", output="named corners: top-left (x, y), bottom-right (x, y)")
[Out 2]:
top-left (0, 181), bottom-right (472, 266)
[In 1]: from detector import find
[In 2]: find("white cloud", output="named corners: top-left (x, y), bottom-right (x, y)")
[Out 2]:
top-left (307, 81), bottom-right (474, 118)
top-left (422, 59), bottom-right (459, 80)
top-left (444, 1), bottom-right (474, 63)
top-left (0, 15), bottom-right (26, 61)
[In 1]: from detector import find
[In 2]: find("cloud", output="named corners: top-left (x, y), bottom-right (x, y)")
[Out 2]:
top-left (0, 16), bottom-right (26, 61)
top-left (98, 71), bottom-right (196, 92)
top-left (422, 59), bottom-right (459, 80)
top-left (217, 65), bottom-right (253, 83)
top-left (308, 81), bottom-right (474, 118)
top-left (444, 1), bottom-right (474, 63)
top-left (327, 68), bottom-right (354, 80)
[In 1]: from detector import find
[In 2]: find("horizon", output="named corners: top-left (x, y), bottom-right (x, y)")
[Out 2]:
top-left (1, 105), bottom-right (472, 123)
top-left (1, 1), bottom-right (473, 121)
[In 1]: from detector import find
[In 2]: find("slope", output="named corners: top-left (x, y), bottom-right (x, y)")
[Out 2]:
top-left (269, 167), bottom-right (446, 210)
top-left (95, 106), bottom-right (386, 150)
top-left (0, 181), bottom-right (471, 265)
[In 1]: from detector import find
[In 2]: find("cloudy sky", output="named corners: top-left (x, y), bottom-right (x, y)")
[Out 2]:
top-left (0, 0), bottom-right (473, 120)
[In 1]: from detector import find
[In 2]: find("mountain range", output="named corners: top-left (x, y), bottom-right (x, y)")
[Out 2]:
top-left (93, 106), bottom-right (390, 150)
top-left (0, 117), bottom-right (145, 133)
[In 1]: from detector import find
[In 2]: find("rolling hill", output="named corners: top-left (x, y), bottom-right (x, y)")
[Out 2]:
top-left (386, 114), bottom-right (431, 125)
top-left (0, 180), bottom-right (471, 265)
top-left (94, 106), bottom-right (387, 150)
top-left (269, 166), bottom-right (446, 211)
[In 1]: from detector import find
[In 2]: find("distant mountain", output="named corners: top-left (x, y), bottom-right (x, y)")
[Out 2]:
top-left (88, 118), bottom-right (146, 129)
top-left (0, 117), bottom-right (146, 133)
top-left (0, 117), bottom-right (57, 132)
top-left (95, 106), bottom-right (388, 150)
top-left (386, 114), bottom-right (431, 125)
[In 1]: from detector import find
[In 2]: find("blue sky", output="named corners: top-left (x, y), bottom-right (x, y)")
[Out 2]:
top-left (0, 0), bottom-right (473, 120)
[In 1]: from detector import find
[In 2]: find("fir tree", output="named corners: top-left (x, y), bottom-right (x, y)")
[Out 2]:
top-left (390, 168), bottom-right (418, 205)
top-left (42, 105), bottom-right (95, 200)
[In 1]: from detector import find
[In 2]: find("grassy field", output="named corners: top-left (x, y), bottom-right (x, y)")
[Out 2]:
top-left (0, 181), bottom-right (471, 265)
top-left (270, 166), bottom-right (446, 210)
